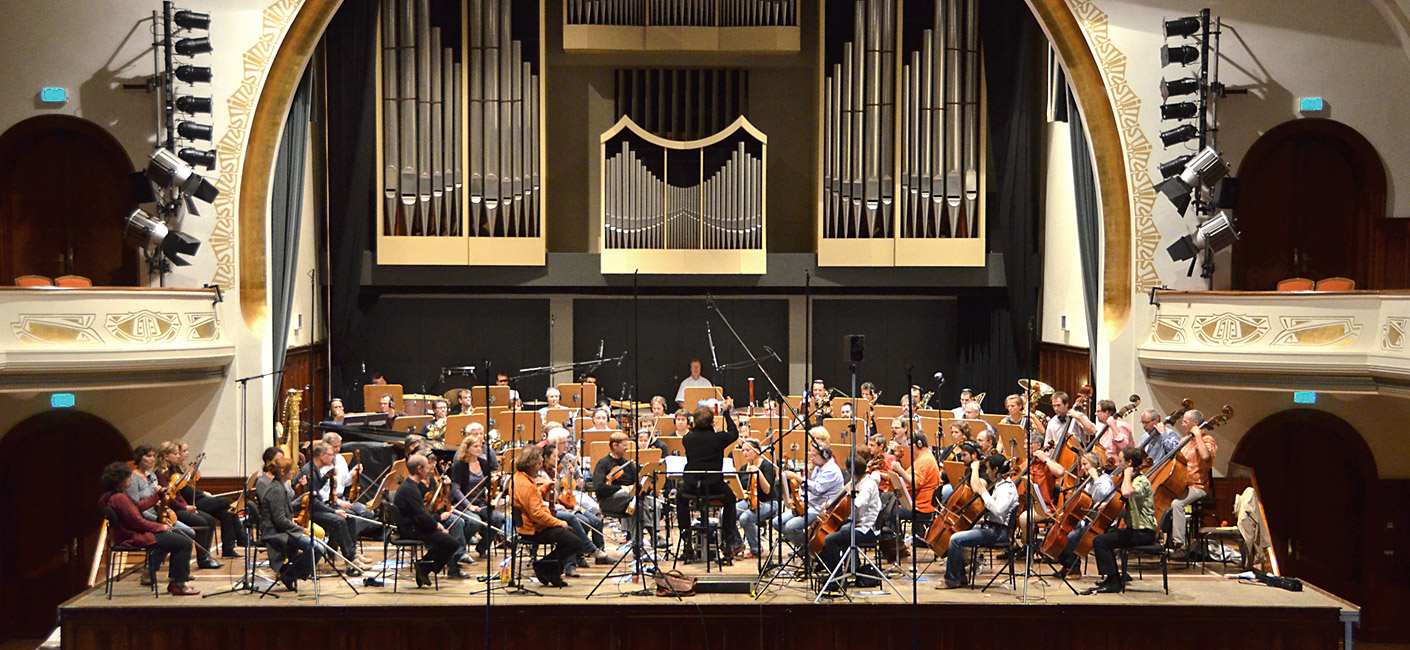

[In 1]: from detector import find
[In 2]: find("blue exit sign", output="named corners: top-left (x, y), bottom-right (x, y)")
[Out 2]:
top-left (51, 393), bottom-right (76, 408)
top-left (1299, 97), bottom-right (1324, 112)
top-left (1292, 391), bottom-right (1317, 404)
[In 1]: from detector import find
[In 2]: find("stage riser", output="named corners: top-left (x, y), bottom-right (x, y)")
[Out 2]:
top-left (61, 603), bottom-right (1339, 650)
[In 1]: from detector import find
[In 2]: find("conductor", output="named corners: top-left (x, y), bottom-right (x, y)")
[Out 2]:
top-left (676, 397), bottom-right (743, 561)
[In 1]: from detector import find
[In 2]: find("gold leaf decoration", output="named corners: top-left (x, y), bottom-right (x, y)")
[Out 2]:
top-left (106, 311), bottom-right (182, 345)
top-left (1384, 318), bottom-right (1406, 351)
top-left (1191, 313), bottom-right (1269, 347)
top-left (1151, 315), bottom-right (1187, 344)
top-left (184, 312), bottom-right (223, 342)
top-left (1271, 317), bottom-right (1362, 347)
top-left (11, 315), bottom-right (103, 344)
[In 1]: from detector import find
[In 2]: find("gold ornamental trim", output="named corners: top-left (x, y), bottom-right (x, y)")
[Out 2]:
top-left (1383, 317), bottom-right (1406, 351)
top-left (1191, 313), bottom-right (1269, 347)
top-left (106, 310), bottom-right (183, 345)
top-left (12, 315), bottom-right (103, 345)
top-left (1271, 317), bottom-right (1362, 348)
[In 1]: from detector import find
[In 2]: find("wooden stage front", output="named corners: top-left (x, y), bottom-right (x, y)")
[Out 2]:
top-left (59, 549), bottom-right (1355, 650)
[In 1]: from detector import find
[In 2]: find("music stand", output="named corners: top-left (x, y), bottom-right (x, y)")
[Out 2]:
top-left (471, 385), bottom-right (511, 410)
top-left (364, 384), bottom-right (404, 414)
top-left (557, 383), bottom-right (597, 414)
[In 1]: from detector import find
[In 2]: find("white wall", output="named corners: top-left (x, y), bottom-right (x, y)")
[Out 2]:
top-left (1040, 119), bottom-right (1090, 348)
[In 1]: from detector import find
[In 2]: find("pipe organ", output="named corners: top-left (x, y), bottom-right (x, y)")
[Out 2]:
top-left (563, 0), bottom-right (798, 52)
top-left (565, 0), bottom-right (796, 27)
top-left (600, 116), bottom-right (767, 273)
top-left (377, 0), bottom-right (544, 266)
top-left (820, 0), bottom-right (986, 267)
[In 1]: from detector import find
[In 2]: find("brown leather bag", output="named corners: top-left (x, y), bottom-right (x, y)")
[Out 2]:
top-left (653, 569), bottom-right (697, 597)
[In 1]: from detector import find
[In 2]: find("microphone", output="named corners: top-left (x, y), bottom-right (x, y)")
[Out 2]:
top-left (762, 345), bottom-right (781, 363)
top-left (616, 352), bottom-right (627, 367)
top-left (597, 339), bottom-right (604, 359)
top-left (933, 372), bottom-right (946, 386)
top-left (707, 322), bottom-right (720, 371)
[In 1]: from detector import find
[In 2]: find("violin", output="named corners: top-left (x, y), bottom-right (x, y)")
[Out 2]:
top-left (168, 452), bottom-right (206, 493)
top-left (346, 450), bottom-right (364, 502)
top-left (424, 475), bottom-right (453, 514)
top-left (558, 464), bottom-right (578, 510)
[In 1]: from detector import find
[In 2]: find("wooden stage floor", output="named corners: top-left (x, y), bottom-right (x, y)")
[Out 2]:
top-left (60, 541), bottom-right (1357, 650)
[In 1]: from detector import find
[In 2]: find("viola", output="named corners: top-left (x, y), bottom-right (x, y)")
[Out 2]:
top-left (558, 467), bottom-right (578, 510)
top-left (786, 474), bottom-right (806, 517)
top-left (346, 450), bottom-right (364, 502)
top-left (424, 476), bottom-right (453, 514)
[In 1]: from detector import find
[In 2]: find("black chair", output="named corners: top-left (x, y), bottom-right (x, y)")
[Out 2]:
top-left (100, 507), bottom-right (158, 599)
top-left (380, 503), bottom-right (438, 592)
top-left (1119, 527), bottom-right (1170, 594)
top-left (508, 511), bottom-right (549, 587)
top-left (675, 480), bottom-right (732, 573)
top-left (974, 511), bottom-right (1020, 592)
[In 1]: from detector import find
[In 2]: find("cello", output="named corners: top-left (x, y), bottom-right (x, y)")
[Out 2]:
top-left (1038, 473), bottom-right (1097, 561)
top-left (807, 454), bottom-right (886, 553)
top-left (923, 459), bottom-right (996, 554)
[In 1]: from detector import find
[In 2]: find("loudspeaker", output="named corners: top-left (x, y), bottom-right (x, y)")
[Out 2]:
top-left (846, 334), bottom-right (865, 363)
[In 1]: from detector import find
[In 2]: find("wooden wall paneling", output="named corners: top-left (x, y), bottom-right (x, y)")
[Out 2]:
top-left (1037, 341), bottom-right (1090, 398)
top-left (279, 342), bottom-right (328, 427)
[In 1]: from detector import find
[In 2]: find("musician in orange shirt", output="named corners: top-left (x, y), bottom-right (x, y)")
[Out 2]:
top-left (511, 445), bottom-right (583, 587)
top-left (888, 430), bottom-right (942, 535)
top-left (1169, 409), bottom-right (1218, 560)
top-left (1015, 433), bottom-right (1065, 546)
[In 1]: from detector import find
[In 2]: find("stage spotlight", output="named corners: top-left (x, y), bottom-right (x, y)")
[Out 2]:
top-left (146, 148), bottom-right (219, 203)
top-left (1162, 44), bottom-right (1199, 67)
top-left (177, 122), bottom-right (212, 141)
top-left (179, 148), bottom-right (216, 169)
top-left (1161, 77), bottom-right (1200, 100)
top-left (175, 36), bottom-right (212, 56)
top-left (175, 65), bottom-right (212, 84)
top-left (173, 10), bottom-right (210, 30)
top-left (1160, 124), bottom-right (1198, 147)
top-left (1160, 102), bottom-right (1199, 120)
top-left (175, 96), bottom-right (212, 114)
top-left (1158, 155), bottom-right (1193, 179)
top-left (1155, 146), bottom-right (1229, 215)
top-left (1164, 16), bottom-right (1202, 38)
top-left (124, 209), bottom-right (201, 266)
top-left (1167, 211), bottom-right (1239, 263)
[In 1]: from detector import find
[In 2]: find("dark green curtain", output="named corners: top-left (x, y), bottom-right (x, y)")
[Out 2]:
top-left (954, 0), bottom-right (1046, 403)
top-left (270, 71), bottom-right (313, 376)
top-left (1068, 94), bottom-right (1102, 393)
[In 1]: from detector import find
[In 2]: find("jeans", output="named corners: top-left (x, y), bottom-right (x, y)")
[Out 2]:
top-left (944, 525), bottom-right (1008, 584)
top-left (735, 500), bottom-right (777, 553)
top-left (777, 511), bottom-right (819, 548)
top-left (1169, 486), bottom-right (1207, 546)
top-left (820, 523), bottom-right (876, 573)
top-left (556, 510), bottom-right (599, 554)
top-left (446, 508), bottom-right (485, 549)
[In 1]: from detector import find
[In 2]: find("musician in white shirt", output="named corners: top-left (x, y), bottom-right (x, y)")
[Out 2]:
top-left (675, 359), bottom-right (714, 409)
top-left (818, 447), bottom-right (883, 575)
top-left (941, 452), bottom-right (1018, 589)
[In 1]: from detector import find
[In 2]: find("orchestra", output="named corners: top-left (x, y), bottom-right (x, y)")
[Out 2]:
top-left (95, 369), bottom-right (1233, 601)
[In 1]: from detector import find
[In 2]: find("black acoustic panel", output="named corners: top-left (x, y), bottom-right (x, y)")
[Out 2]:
top-left (572, 298), bottom-right (789, 408)
top-left (356, 297), bottom-right (551, 400)
top-left (809, 299), bottom-right (956, 406)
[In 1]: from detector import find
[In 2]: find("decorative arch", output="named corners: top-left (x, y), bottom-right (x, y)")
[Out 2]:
top-left (235, 0), bottom-right (1133, 332)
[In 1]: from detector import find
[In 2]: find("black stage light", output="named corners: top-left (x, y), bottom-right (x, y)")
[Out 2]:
top-left (1162, 44), bottom-right (1199, 67)
top-left (175, 65), bottom-right (212, 84)
top-left (124, 209), bottom-right (200, 266)
top-left (175, 36), bottom-right (212, 56)
top-left (1164, 16), bottom-right (1202, 38)
top-left (1161, 77), bottom-right (1200, 100)
top-left (175, 96), bottom-right (212, 113)
top-left (173, 10), bottom-right (210, 30)
top-left (1160, 124), bottom-right (1198, 147)
top-left (179, 148), bottom-right (217, 169)
top-left (177, 122), bottom-right (213, 141)
top-left (1161, 102), bottom-right (1200, 120)
top-left (1158, 155), bottom-right (1193, 179)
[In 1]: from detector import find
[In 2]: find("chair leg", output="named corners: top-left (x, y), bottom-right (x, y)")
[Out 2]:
top-left (105, 549), bottom-right (114, 599)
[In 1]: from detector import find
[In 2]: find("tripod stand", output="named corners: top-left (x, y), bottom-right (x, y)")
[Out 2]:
top-left (204, 368), bottom-right (283, 598)
top-left (813, 362), bottom-right (904, 602)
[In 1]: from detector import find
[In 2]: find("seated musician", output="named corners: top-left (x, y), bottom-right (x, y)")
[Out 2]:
top-left (936, 421), bottom-right (975, 503)
top-left (803, 379), bottom-right (830, 428)
top-left (404, 434), bottom-right (434, 458)
top-left (582, 407), bottom-right (614, 432)
top-left (1053, 452), bottom-right (1115, 578)
top-left (320, 432), bottom-right (381, 539)
top-left (495, 372), bottom-right (520, 403)
top-left (637, 426), bottom-right (669, 456)
top-left (538, 388), bottom-right (565, 427)
top-left (649, 396), bottom-right (668, 424)
top-left (670, 410), bottom-right (692, 437)
top-left (512, 444), bottom-right (583, 586)
top-left (1001, 394), bottom-right (1030, 430)
top-left (837, 402), bottom-right (868, 441)
top-left (963, 402), bottom-right (997, 439)
top-left (1138, 408), bottom-right (1181, 464)
top-left (422, 399), bottom-right (450, 442)
top-left (127, 445), bottom-right (201, 551)
top-left (1168, 409), bottom-right (1218, 561)
top-left (460, 421), bottom-right (500, 473)
top-left (394, 453), bottom-right (468, 585)
top-left (1091, 399), bottom-right (1134, 464)
top-left (949, 388), bottom-right (973, 419)
top-left (322, 397), bottom-right (346, 424)
top-left (173, 440), bottom-right (248, 556)
top-left (1089, 447), bottom-right (1157, 593)
top-left (370, 370), bottom-right (388, 385)
top-left (975, 429), bottom-right (1000, 458)
top-left (676, 399), bottom-right (742, 562)
top-left (860, 382), bottom-right (879, 404)
top-left (298, 441), bottom-right (368, 575)
top-left (378, 394), bottom-right (401, 424)
top-left (451, 389), bottom-right (474, 416)
top-left (540, 442), bottom-right (618, 572)
top-left (675, 358), bottom-right (713, 409)
top-left (1015, 433), bottom-right (1065, 545)
top-left (940, 452), bottom-right (1018, 589)
top-left (152, 442), bottom-right (224, 568)
top-left (1045, 391), bottom-right (1093, 448)
top-left (819, 447), bottom-right (884, 578)
top-left (255, 457), bottom-right (320, 591)
top-left (778, 441), bottom-right (845, 548)
top-left (887, 430), bottom-right (942, 536)
top-left (733, 438), bottom-right (779, 559)
top-left (449, 432), bottom-right (507, 557)
top-left (99, 462), bottom-right (199, 595)
top-left (593, 432), bottom-right (662, 549)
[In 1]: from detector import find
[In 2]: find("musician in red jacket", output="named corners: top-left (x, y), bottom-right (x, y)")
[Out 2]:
top-left (97, 461), bottom-right (199, 595)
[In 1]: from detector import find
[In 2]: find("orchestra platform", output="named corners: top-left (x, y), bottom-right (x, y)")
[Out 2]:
top-left (59, 550), bottom-right (1356, 650)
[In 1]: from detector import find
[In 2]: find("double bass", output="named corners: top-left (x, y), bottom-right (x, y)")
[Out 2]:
top-left (1045, 386), bottom-right (1092, 505)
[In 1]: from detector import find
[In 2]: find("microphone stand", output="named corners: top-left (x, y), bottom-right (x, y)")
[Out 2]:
top-left (206, 368), bottom-right (285, 597)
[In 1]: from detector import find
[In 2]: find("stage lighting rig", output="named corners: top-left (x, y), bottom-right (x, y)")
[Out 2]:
top-left (124, 208), bottom-right (201, 267)
top-left (1167, 211), bottom-right (1239, 277)
top-left (162, 2), bottom-right (215, 164)
top-left (1155, 146), bottom-right (1228, 216)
